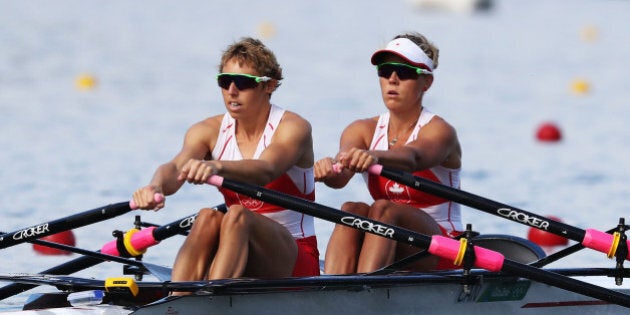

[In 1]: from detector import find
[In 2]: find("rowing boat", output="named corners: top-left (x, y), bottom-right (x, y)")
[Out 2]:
top-left (2, 166), bottom-right (630, 313)
top-left (2, 265), bottom-right (630, 314)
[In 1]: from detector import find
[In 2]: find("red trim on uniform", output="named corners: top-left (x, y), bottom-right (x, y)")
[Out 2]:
top-left (216, 135), bottom-right (232, 160)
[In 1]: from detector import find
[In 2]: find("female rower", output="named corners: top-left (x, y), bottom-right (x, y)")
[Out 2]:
top-left (315, 32), bottom-right (463, 274)
top-left (132, 37), bottom-right (319, 292)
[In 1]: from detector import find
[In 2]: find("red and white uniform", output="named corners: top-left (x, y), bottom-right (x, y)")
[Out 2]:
top-left (211, 104), bottom-right (319, 276)
top-left (362, 109), bottom-right (463, 236)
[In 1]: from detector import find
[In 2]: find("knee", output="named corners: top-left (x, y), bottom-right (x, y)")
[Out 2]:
top-left (222, 205), bottom-right (253, 230)
top-left (368, 199), bottom-right (393, 220)
top-left (188, 208), bottom-right (223, 237)
top-left (196, 208), bottom-right (223, 221)
top-left (341, 201), bottom-right (369, 216)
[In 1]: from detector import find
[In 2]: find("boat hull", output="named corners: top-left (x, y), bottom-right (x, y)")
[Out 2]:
top-left (132, 277), bottom-right (629, 315)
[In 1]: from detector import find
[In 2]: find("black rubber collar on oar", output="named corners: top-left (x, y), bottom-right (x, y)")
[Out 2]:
top-left (206, 175), bottom-right (630, 308)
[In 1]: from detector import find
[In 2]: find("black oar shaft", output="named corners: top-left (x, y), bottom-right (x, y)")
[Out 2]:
top-left (211, 176), bottom-right (630, 308)
top-left (377, 167), bottom-right (586, 241)
top-left (0, 203), bottom-right (226, 301)
top-left (216, 178), bottom-right (431, 246)
top-left (0, 202), bottom-right (132, 250)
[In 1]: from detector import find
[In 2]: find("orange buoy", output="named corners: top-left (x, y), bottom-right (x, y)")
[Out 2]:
top-left (527, 216), bottom-right (569, 247)
top-left (536, 122), bottom-right (562, 142)
top-left (32, 230), bottom-right (76, 255)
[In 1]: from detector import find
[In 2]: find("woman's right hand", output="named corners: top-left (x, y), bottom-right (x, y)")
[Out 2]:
top-left (131, 185), bottom-right (165, 211)
top-left (314, 157), bottom-right (341, 182)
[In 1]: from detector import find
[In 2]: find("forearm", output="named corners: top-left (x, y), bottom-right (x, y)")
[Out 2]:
top-left (215, 159), bottom-right (279, 186)
top-left (150, 163), bottom-right (185, 195)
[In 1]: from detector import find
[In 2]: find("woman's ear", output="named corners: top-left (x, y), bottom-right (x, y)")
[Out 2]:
top-left (265, 80), bottom-right (278, 94)
top-left (423, 75), bottom-right (434, 92)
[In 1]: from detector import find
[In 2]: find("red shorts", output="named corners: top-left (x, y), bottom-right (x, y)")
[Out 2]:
top-left (291, 235), bottom-right (320, 277)
top-left (435, 226), bottom-right (464, 270)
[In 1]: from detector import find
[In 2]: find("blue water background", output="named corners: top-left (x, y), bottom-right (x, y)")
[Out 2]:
top-left (1, 0), bottom-right (630, 308)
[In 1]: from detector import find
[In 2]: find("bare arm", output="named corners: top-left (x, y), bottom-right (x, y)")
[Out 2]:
top-left (338, 116), bottom-right (461, 173)
top-left (179, 111), bottom-right (314, 186)
top-left (132, 117), bottom-right (219, 210)
top-left (315, 118), bottom-right (375, 189)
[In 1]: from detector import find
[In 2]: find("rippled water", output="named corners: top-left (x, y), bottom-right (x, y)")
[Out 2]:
top-left (2, 0), bottom-right (630, 309)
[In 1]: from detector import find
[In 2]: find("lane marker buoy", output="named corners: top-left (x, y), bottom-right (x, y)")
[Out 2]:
top-left (32, 230), bottom-right (76, 255)
top-left (570, 78), bottom-right (590, 95)
top-left (535, 122), bottom-right (562, 142)
top-left (75, 73), bottom-right (97, 90)
top-left (257, 22), bottom-right (277, 39)
top-left (527, 215), bottom-right (569, 252)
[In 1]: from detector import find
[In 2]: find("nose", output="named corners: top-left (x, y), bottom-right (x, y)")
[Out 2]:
top-left (227, 81), bottom-right (239, 93)
top-left (387, 71), bottom-right (400, 83)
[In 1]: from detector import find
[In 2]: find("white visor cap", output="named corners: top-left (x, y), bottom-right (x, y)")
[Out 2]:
top-left (371, 38), bottom-right (434, 72)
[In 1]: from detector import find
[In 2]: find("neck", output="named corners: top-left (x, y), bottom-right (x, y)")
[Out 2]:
top-left (388, 107), bottom-right (422, 147)
top-left (237, 104), bottom-right (271, 141)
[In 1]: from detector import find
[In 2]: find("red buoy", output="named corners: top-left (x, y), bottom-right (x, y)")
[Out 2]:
top-left (32, 230), bottom-right (76, 255)
top-left (536, 122), bottom-right (562, 142)
top-left (527, 216), bottom-right (569, 247)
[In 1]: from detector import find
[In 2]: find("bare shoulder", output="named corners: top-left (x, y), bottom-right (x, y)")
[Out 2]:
top-left (344, 116), bottom-right (378, 134)
top-left (280, 110), bottom-right (312, 133)
top-left (185, 115), bottom-right (223, 141)
top-left (425, 114), bottom-right (458, 137)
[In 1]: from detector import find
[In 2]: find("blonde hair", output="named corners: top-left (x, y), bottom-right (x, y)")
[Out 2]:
top-left (219, 37), bottom-right (283, 87)
top-left (394, 32), bottom-right (439, 70)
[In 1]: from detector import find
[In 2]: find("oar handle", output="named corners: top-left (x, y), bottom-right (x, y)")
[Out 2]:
top-left (129, 193), bottom-right (165, 210)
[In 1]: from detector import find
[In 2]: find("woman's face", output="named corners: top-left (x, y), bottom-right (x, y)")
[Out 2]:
top-left (377, 55), bottom-right (433, 111)
top-left (219, 58), bottom-right (273, 118)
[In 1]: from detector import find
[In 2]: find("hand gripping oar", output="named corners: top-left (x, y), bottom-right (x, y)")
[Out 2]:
top-left (0, 203), bottom-right (226, 300)
top-left (368, 164), bottom-right (630, 262)
top-left (205, 175), bottom-right (630, 308)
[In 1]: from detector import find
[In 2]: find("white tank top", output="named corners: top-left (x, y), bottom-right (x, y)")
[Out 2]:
top-left (362, 109), bottom-right (463, 233)
top-left (211, 104), bottom-right (316, 239)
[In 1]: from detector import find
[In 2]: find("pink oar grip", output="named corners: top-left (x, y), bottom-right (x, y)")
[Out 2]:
top-left (428, 235), bottom-right (505, 272)
top-left (129, 193), bottom-right (165, 210)
top-left (332, 163), bottom-right (342, 173)
top-left (128, 226), bottom-right (159, 250)
top-left (100, 239), bottom-right (119, 256)
top-left (368, 164), bottom-right (383, 175)
top-left (207, 175), bottom-right (224, 187)
top-left (582, 228), bottom-right (630, 260)
top-left (100, 227), bottom-right (159, 256)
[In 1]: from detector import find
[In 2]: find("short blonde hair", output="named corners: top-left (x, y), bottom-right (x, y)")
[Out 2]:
top-left (219, 37), bottom-right (283, 87)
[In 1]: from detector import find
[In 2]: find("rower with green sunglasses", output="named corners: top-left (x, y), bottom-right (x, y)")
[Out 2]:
top-left (132, 37), bottom-right (319, 293)
top-left (315, 32), bottom-right (464, 274)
